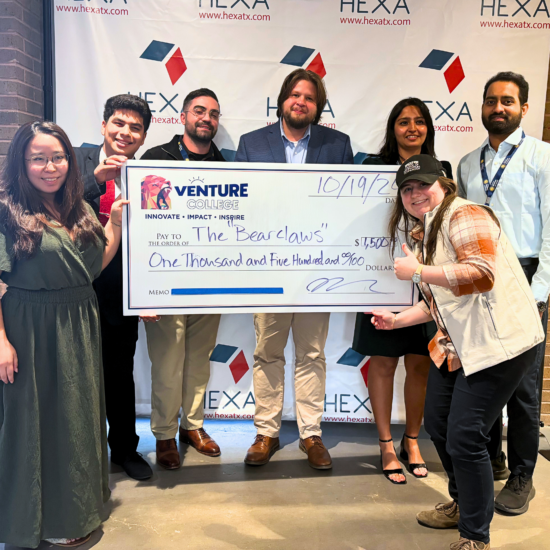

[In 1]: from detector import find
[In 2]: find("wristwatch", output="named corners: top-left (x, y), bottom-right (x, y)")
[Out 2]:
top-left (412, 264), bottom-right (424, 284)
top-left (536, 301), bottom-right (547, 314)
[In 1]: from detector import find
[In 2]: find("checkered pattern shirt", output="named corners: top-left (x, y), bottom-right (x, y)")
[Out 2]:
top-left (412, 204), bottom-right (499, 371)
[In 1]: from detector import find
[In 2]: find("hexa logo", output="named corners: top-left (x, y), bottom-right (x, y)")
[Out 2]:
top-left (419, 49), bottom-right (465, 93)
top-left (210, 344), bottom-right (250, 383)
top-left (140, 40), bottom-right (187, 85)
top-left (280, 45), bottom-right (326, 78)
top-left (337, 348), bottom-right (370, 387)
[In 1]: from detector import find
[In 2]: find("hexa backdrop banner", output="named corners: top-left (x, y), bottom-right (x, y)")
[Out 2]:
top-left (53, 0), bottom-right (550, 422)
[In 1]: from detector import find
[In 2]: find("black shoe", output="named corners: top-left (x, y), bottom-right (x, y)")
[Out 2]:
top-left (379, 438), bottom-right (406, 485)
top-left (399, 434), bottom-right (428, 478)
top-left (491, 451), bottom-right (510, 481)
top-left (495, 474), bottom-right (535, 515)
top-left (112, 452), bottom-right (153, 481)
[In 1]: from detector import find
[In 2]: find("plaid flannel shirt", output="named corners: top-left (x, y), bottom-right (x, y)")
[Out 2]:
top-left (412, 204), bottom-right (499, 371)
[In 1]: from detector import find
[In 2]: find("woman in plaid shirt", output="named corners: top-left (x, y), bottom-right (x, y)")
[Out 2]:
top-left (372, 154), bottom-right (544, 550)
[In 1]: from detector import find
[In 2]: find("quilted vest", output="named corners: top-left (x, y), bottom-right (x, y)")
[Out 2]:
top-left (418, 197), bottom-right (544, 376)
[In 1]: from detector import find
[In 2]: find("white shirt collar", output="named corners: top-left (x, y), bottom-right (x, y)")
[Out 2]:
top-left (99, 146), bottom-right (126, 192)
top-left (483, 126), bottom-right (524, 153)
top-left (99, 146), bottom-right (135, 162)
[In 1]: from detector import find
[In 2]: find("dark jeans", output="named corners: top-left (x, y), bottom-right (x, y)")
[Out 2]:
top-left (101, 312), bottom-right (140, 462)
top-left (424, 346), bottom-right (537, 544)
top-left (487, 263), bottom-right (548, 477)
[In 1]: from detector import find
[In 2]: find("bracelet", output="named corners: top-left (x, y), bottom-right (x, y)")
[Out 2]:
top-left (111, 221), bottom-right (121, 227)
top-left (391, 313), bottom-right (398, 329)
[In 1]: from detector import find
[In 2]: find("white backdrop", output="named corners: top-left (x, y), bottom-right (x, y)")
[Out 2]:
top-left (53, 0), bottom-right (550, 422)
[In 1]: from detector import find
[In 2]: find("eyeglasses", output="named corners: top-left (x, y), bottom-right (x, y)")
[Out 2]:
top-left (25, 154), bottom-right (69, 168)
top-left (184, 106), bottom-right (221, 121)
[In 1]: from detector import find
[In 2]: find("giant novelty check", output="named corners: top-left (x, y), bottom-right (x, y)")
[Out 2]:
top-left (121, 161), bottom-right (415, 315)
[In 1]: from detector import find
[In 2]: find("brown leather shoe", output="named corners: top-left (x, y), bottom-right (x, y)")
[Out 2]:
top-left (299, 436), bottom-right (332, 470)
top-left (179, 427), bottom-right (221, 457)
top-left (156, 438), bottom-right (180, 470)
top-left (244, 434), bottom-right (280, 466)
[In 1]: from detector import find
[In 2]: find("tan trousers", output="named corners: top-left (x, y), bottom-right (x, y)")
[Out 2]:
top-left (253, 312), bottom-right (330, 439)
top-left (145, 314), bottom-right (221, 439)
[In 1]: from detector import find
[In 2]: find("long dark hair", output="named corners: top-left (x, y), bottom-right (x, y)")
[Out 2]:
top-left (0, 121), bottom-right (106, 259)
top-left (388, 177), bottom-right (500, 264)
top-left (378, 98), bottom-right (436, 163)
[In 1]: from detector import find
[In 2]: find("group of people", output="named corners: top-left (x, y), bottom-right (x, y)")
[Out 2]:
top-left (0, 68), bottom-right (547, 550)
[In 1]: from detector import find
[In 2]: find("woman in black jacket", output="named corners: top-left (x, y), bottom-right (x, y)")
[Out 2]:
top-left (353, 98), bottom-right (452, 484)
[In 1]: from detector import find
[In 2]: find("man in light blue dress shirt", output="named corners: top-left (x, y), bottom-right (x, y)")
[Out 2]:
top-left (281, 118), bottom-right (311, 163)
top-left (458, 71), bottom-right (550, 516)
top-left (235, 69), bottom-right (353, 470)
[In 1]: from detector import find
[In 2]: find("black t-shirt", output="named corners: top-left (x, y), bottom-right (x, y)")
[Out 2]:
top-left (180, 138), bottom-right (217, 162)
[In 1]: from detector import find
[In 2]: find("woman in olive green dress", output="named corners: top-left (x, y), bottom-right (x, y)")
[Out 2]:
top-left (0, 121), bottom-right (127, 548)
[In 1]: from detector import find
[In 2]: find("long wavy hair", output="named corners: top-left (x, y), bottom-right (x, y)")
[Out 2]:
top-left (388, 177), bottom-right (500, 264)
top-left (378, 98), bottom-right (436, 163)
top-left (0, 121), bottom-right (106, 259)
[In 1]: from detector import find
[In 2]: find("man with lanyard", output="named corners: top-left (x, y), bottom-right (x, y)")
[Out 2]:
top-left (75, 94), bottom-right (153, 480)
top-left (235, 69), bottom-right (354, 469)
top-left (140, 89), bottom-right (224, 469)
top-left (458, 71), bottom-right (550, 516)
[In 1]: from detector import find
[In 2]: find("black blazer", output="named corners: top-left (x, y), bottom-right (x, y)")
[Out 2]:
top-left (74, 146), bottom-right (105, 215)
top-left (74, 145), bottom-right (126, 325)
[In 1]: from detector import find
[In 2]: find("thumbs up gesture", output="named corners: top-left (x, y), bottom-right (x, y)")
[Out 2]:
top-left (394, 243), bottom-right (420, 281)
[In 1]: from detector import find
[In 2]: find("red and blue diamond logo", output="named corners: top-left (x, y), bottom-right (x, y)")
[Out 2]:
top-left (337, 348), bottom-right (370, 388)
top-left (210, 344), bottom-right (250, 383)
top-left (419, 49), bottom-right (465, 93)
top-left (140, 40), bottom-right (187, 85)
top-left (280, 45), bottom-right (326, 79)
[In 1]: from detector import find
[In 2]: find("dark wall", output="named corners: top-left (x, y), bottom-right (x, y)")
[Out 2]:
top-left (0, 0), bottom-right (44, 163)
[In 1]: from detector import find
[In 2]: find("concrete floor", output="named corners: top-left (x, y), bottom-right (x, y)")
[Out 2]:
top-left (3, 420), bottom-right (550, 550)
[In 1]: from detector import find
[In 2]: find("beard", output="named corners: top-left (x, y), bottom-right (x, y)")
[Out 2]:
top-left (482, 111), bottom-right (523, 135)
top-left (283, 107), bottom-right (316, 130)
top-left (185, 120), bottom-right (217, 144)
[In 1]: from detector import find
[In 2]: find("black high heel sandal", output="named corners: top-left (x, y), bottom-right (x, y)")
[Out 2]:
top-left (399, 434), bottom-right (428, 478)
top-left (379, 438), bottom-right (407, 485)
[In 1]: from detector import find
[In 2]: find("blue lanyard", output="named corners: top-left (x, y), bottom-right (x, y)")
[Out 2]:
top-left (178, 139), bottom-right (190, 161)
top-left (480, 131), bottom-right (525, 206)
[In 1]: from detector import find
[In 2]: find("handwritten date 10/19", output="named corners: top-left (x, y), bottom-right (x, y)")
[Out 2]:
top-left (317, 174), bottom-right (396, 203)
top-left (355, 237), bottom-right (390, 250)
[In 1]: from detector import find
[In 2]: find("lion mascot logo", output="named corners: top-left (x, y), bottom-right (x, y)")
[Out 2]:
top-left (141, 175), bottom-right (172, 210)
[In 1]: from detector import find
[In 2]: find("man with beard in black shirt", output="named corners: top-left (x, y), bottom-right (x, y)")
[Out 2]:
top-left (140, 89), bottom-right (224, 470)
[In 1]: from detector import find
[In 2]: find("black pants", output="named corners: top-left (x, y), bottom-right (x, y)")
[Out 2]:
top-left (424, 346), bottom-right (537, 544)
top-left (486, 263), bottom-right (548, 477)
top-left (101, 311), bottom-right (140, 462)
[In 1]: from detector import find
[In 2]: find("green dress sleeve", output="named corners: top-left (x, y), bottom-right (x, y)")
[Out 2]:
top-left (0, 227), bottom-right (13, 273)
